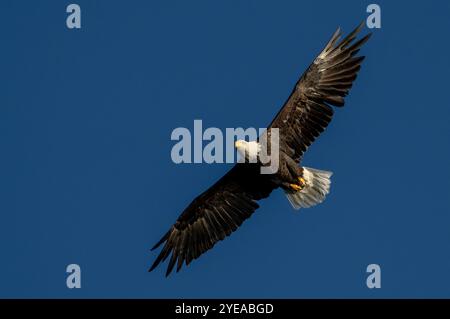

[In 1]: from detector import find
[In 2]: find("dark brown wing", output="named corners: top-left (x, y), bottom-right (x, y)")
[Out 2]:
top-left (269, 22), bottom-right (371, 162)
top-left (149, 164), bottom-right (277, 276)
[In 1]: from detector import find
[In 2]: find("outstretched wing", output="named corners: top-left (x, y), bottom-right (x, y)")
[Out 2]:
top-left (149, 164), bottom-right (277, 276)
top-left (269, 23), bottom-right (371, 162)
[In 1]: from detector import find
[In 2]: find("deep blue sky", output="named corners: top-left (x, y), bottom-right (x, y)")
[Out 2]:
top-left (1, 0), bottom-right (450, 298)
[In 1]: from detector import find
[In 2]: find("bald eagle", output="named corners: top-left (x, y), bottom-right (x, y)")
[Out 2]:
top-left (150, 23), bottom-right (371, 276)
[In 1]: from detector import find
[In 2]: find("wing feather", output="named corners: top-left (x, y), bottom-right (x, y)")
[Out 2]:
top-left (149, 164), bottom-right (276, 276)
top-left (269, 22), bottom-right (371, 161)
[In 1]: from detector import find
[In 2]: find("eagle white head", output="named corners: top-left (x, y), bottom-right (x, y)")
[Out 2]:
top-left (234, 140), bottom-right (261, 162)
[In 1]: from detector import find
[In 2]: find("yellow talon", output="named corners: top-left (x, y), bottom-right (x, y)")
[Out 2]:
top-left (289, 184), bottom-right (302, 191)
top-left (298, 177), bottom-right (306, 188)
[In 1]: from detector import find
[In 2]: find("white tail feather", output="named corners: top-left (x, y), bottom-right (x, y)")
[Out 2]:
top-left (285, 167), bottom-right (333, 210)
